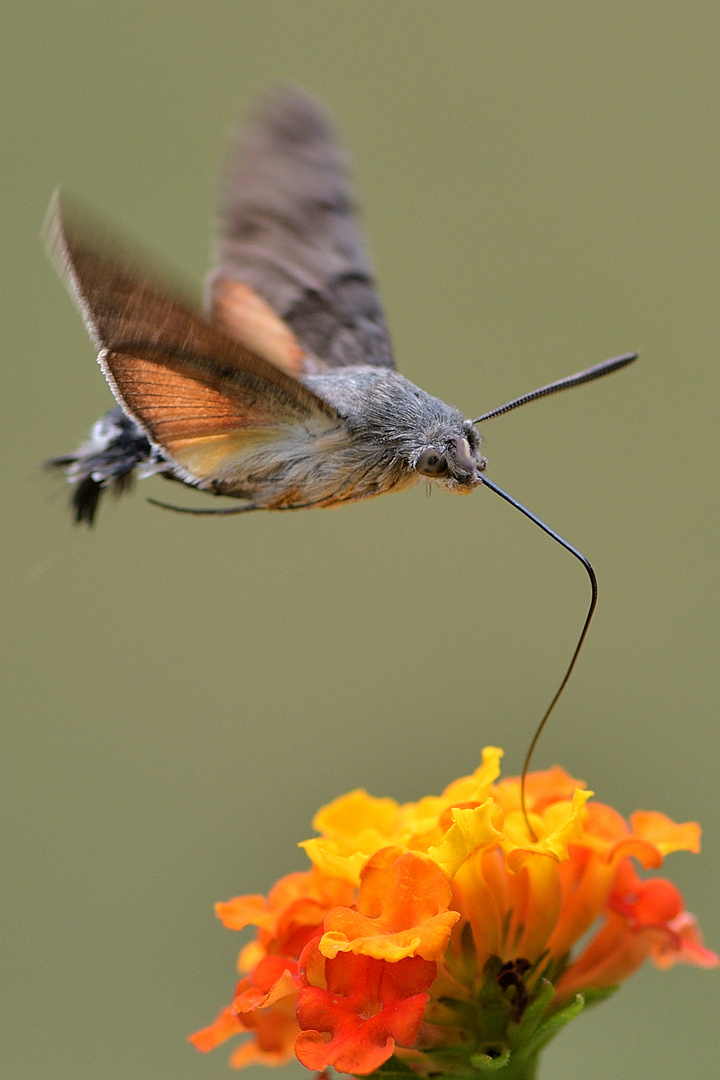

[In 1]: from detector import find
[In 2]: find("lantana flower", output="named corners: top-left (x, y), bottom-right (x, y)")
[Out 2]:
top-left (191, 748), bottom-right (717, 1078)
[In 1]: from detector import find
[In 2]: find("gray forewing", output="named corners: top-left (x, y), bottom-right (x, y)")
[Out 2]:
top-left (206, 85), bottom-right (394, 370)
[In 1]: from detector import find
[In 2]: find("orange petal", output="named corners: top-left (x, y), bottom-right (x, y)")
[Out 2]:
top-left (215, 894), bottom-right (272, 932)
top-left (320, 850), bottom-right (459, 962)
top-left (494, 765), bottom-right (585, 817)
top-left (189, 1005), bottom-right (244, 1052)
top-left (630, 811), bottom-right (701, 856)
top-left (229, 995), bottom-right (300, 1069)
top-left (555, 912), bottom-right (659, 998)
top-left (233, 958), bottom-right (298, 1013)
top-left (506, 854), bottom-right (563, 961)
top-left (454, 847), bottom-right (508, 964)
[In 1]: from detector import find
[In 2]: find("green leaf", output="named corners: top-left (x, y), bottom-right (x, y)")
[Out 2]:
top-left (510, 978), bottom-right (555, 1044)
top-left (524, 993), bottom-right (586, 1055)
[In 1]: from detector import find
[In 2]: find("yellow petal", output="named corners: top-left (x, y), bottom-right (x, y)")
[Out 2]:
top-left (299, 837), bottom-right (370, 886)
top-left (238, 940), bottom-right (265, 973)
top-left (319, 912), bottom-right (459, 962)
top-left (507, 788), bottom-right (593, 872)
top-left (312, 789), bottom-right (401, 840)
top-left (427, 800), bottom-right (504, 878)
top-left (441, 747), bottom-right (504, 805)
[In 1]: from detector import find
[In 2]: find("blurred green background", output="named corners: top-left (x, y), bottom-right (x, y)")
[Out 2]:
top-left (2, 4), bottom-right (718, 1078)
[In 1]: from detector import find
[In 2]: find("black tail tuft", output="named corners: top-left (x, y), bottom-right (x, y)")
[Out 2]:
top-left (72, 474), bottom-right (103, 525)
top-left (47, 406), bottom-right (158, 525)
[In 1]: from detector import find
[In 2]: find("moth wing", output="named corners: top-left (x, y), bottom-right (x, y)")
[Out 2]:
top-left (206, 85), bottom-right (395, 373)
top-left (46, 196), bottom-right (339, 483)
top-left (209, 277), bottom-right (308, 377)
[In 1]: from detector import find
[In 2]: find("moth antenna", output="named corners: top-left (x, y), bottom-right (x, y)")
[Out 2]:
top-left (147, 497), bottom-right (257, 516)
top-left (479, 474), bottom-right (598, 841)
top-left (473, 352), bottom-right (638, 424)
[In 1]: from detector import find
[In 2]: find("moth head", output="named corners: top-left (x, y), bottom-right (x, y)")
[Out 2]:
top-left (414, 424), bottom-right (485, 489)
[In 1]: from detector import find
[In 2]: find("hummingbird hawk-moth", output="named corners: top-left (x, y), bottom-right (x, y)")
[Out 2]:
top-left (47, 86), bottom-right (635, 526)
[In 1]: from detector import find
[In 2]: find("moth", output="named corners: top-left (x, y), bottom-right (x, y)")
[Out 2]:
top-left (47, 86), bottom-right (635, 526)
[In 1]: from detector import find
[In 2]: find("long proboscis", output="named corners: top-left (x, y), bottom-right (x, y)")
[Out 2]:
top-left (479, 475), bottom-right (597, 840)
top-left (474, 351), bottom-right (637, 838)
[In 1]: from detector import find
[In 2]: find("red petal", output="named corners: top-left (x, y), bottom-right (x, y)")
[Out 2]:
top-left (295, 953), bottom-right (435, 1075)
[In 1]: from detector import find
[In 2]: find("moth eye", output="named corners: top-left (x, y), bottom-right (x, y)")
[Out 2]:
top-left (416, 448), bottom-right (449, 477)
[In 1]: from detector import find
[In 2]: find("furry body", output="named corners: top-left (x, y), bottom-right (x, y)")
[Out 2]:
top-left (54, 368), bottom-right (484, 520)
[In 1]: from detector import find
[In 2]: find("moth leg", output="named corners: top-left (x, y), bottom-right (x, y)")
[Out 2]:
top-left (146, 498), bottom-right (259, 516)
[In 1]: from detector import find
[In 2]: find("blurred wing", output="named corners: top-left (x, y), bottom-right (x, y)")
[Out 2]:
top-left (207, 85), bottom-right (394, 373)
top-left (46, 195), bottom-right (339, 482)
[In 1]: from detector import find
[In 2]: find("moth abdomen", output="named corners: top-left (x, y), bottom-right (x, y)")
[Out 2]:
top-left (47, 405), bottom-right (160, 525)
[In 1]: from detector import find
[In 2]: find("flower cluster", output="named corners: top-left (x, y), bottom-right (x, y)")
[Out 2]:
top-left (191, 748), bottom-right (717, 1076)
